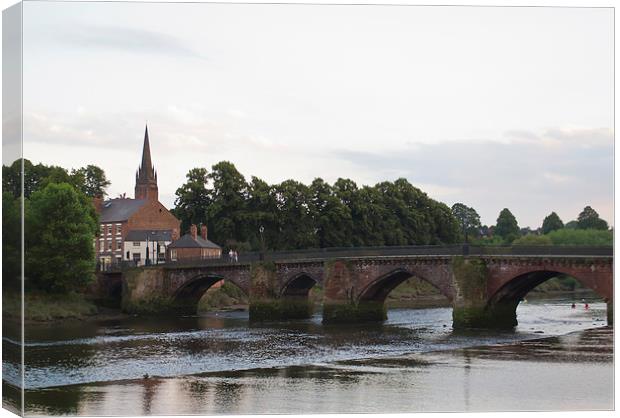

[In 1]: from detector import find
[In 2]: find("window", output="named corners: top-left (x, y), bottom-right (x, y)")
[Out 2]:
top-left (170, 249), bottom-right (177, 261)
top-left (116, 224), bottom-right (122, 235)
top-left (107, 225), bottom-right (112, 235)
top-left (132, 253), bottom-right (141, 261)
top-left (133, 241), bottom-right (141, 247)
top-left (107, 240), bottom-right (113, 251)
top-left (115, 240), bottom-right (122, 251)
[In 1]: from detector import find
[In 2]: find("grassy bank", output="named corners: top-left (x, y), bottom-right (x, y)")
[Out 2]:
top-left (3, 291), bottom-right (98, 321)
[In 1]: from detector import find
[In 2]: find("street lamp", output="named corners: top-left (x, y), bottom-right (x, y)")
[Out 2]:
top-left (259, 225), bottom-right (265, 261)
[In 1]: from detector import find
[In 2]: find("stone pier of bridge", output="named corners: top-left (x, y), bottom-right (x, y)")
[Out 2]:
top-left (118, 253), bottom-right (613, 329)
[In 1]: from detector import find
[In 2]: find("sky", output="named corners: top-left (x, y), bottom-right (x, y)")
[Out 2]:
top-left (14, 2), bottom-right (614, 228)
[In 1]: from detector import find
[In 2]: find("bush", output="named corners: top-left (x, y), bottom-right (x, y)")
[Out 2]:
top-left (512, 234), bottom-right (553, 246)
top-left (546, 228), bottom-right (613, 246)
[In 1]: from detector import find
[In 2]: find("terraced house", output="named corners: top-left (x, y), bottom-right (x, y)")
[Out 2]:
top-left (94, 126), bottom-right (181, 268)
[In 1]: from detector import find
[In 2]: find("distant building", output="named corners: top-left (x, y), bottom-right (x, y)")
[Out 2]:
top-left (94, 126), bottom-right (181, 269)
top-left (167, 224), bottom-right (222, 262)
top-left (123, 230), bottom-right (173, 266)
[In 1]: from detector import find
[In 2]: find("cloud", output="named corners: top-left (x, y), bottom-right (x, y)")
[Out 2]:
top-left (50, 24), bottom-right (205, 59)
top-left (335, 128), bottom-right (613, 227)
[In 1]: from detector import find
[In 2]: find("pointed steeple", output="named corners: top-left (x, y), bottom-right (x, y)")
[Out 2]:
top-left (135, 124), bottom-right (159, 201)
top-left (139, 125), bottom-right (153, 179)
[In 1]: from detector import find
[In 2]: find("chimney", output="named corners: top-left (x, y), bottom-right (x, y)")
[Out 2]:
top-left (93, 195), bottom-right (104, 214)
top-left (190, 224), bottom-right (198, 240)
top-left (201, 224), bottom-right (208, 240)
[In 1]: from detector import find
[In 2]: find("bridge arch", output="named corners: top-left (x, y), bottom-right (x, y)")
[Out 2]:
top-left (280, 272), bottom-right (320, 298)
top-left (486, 265), bottom-right (612, 328)
top-left (172, 274), bottom-right (248, 314)
top-left (358, 267), bottom-right (453, 304)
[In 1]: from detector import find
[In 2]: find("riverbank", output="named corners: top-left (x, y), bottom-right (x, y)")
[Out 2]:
top-left (2, 292), bottom-right (130, 324)
top-left (16, 325), bottom-right (612, 415)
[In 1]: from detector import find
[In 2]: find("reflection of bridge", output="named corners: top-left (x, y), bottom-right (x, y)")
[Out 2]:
top-left (116, 245), bottom-right (613, 329)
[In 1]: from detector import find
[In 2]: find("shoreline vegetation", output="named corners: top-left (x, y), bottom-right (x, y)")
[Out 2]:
top-left (3, 276), bottom-right (595, 323)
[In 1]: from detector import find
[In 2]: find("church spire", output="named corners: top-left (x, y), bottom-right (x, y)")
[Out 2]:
top-left (140, 125), bottom-right (153, 178)
top-left (135, 124), bottom-right (159, 201)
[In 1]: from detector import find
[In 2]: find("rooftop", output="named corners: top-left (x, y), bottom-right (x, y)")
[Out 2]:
top-left (168, 233), bottom-right (221, 249)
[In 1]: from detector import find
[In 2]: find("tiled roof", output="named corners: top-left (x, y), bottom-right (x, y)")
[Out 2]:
top-left (168, 233), bottom-right (221, 249)
top-left (125, 229), bottom-right (173, 242)
top-left (100, 199), bottom-right (147, 222)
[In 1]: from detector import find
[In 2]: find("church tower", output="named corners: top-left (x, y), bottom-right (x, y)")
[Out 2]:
top-left (135, 125), bottom-right (159, 201)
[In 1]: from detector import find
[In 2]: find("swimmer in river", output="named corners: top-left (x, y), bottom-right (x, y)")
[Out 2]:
top-left (571, 303), bottom-right (576, 309)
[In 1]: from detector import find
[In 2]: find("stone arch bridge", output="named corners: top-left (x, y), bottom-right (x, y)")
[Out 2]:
top-left (117, 245), bottom-right (613, 329)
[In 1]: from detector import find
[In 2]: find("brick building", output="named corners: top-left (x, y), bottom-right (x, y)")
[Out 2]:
top-left (167, 224), bottom-right (222, 262)
top-left (94, 126), bottom-right (181, 268)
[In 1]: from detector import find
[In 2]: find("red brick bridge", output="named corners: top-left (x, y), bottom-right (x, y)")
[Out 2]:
top-left (119, 245), bottom-right (613, 329)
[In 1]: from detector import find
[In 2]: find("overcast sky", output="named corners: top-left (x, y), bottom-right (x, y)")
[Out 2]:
top-left (17, 2), bottom-right (613, 228)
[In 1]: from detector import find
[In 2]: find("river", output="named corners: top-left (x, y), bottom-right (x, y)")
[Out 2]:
top-left (2, 292), bottom-right (613, 415)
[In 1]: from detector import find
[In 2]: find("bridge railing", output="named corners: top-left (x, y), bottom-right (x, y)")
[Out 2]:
top-left (159, 244), bottom-right (612, 268)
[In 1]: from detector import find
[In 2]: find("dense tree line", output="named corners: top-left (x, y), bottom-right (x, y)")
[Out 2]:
top-left (173, 161), bottom-right (462, 251)
top-left (2, 159), bottom-right (106, 293)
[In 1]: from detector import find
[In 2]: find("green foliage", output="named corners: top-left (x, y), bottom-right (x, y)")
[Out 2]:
top-left (512, 234), bottom-right (553, 246)
top-left (541, 211), bottom-right (564, 234)
top-left (451, 202), bottom-right (481, 243)
top-left (3, 159), bottom-right (109, 199)
top-left (577, 206), bottom-right (609, 230)
top-left (207, 162), bottom-right (250, 247)
top-left (172, 162), bottom-right (461, 251)
top-left (173, 167), bottom-right (211, 233)
top-left (565, 220), bottom-right (578, 229)
top-left (2, 192), bottom-right (21, 290)
top-left (25, 183), bottom-right (98, 293)
top-left (70, 165), bottom-right (111, 197)
top-left (546, 228), bottom-right (613, 246)
top-left (494, 208), bottom-right (520, 243)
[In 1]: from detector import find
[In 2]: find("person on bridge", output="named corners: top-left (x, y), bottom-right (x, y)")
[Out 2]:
top-left (228, 249), bottom-right (234, 263)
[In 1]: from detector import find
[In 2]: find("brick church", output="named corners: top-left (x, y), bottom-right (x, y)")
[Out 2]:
top-left (94, 126), bottom-right (181, 268)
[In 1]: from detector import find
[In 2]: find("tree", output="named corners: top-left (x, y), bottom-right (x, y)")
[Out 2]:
top-left (541, 212), bottom-right (564, 234)
top-left (207, 161), bottom-right (249, 247)
top-left (577, 206), bottom-right (608, 230)
top-left (565, 220), bottom-right (578, 229)
top-left (2, 192), bottom-right (21, 290)
top-left (246, 176), bottom-right (279, 251)
top-left (173, 168), bottom-right (211, 234)
top-left (25, 183), bottom-right (98, 293)
top-left (451, 203), bottom-right (481, 243)
top-left (71, 165), bottom-right (111, 197)
top-left (309, 178), bottom-right (353, 248)
top-left (495, 208), bottom-right (520, 243)
top-left (273, 179), bottom-right (317, 249)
